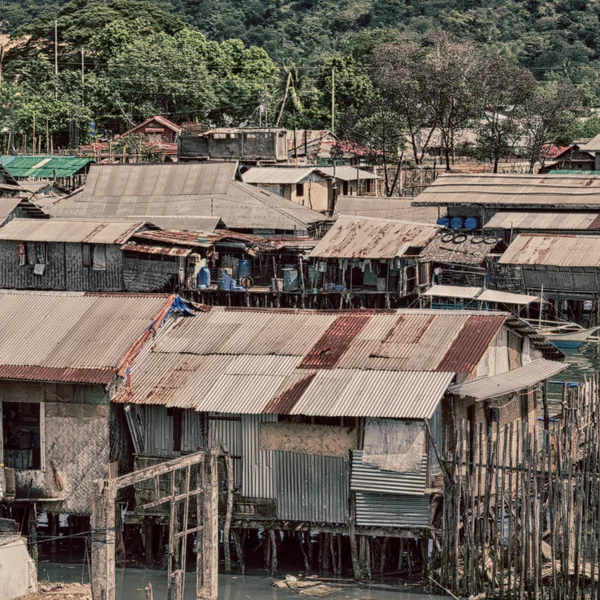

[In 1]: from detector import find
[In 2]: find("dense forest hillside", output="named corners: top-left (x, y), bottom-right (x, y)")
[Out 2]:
top-left (4, 0), bottom-right (600, 82)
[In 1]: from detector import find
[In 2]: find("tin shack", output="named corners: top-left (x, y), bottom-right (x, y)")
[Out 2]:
top-left (114, 306), bottom-right (564, 575)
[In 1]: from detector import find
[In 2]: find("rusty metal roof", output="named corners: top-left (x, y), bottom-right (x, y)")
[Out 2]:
top-left (499, 233), bottom-right (600, 267)
top-left (120, 307), bottom-right (561, 416)
top-left (121, 241), bottom-right (192, 256)
top-left (336, 196), bottom-right (442, 223)
top-left (242, 167), bottom-right (319, 184)
top-left (415, 173), bottom-right (600, 208)
top-left (310, 216), bottom-right (439, 259)
top-left (318, 167), bottom-right (381, 181)
top-left (0, 218), bottom-right (145, 244)
top-left (484, 212), bottom-right (600, 231)
top-left (449, 358), bottom-right (568, 401)
top-left (0, 291), bottom-right (172, 384)
top-left (50, 163), bottom-right (325, 232)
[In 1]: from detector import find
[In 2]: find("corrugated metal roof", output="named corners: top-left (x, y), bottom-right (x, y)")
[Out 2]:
top-left (415, 173), bottom-right (600, 208)
top-left (0, 156), bottom-right (93, 179)
top-left (242, 167), bottom-right (317, 184)
top-left (120, 307), bottom-right (561, 416)
top-left (449, 358), bottom-right (568, 401)
top-left (0, 291), bottom-right (171, 383)
top-left (318, 167), bottom-right (381, 181)
top-left (121, 242), bottom-right (192, 256)
top-left (355, 492), bottom-right (430, 528)
top-left (499, 233), bottom-right (600, 267)
top-left (0, 163), bottom-right (20, 187)
top-left (50, 163), bottom-right (325, 232)
top-left (423, 285), bottom-right (541, 305)
top-left (57, 215), bottom-right (224, 233)
top-left (484, 212), bottom-right (600, 231)
top-left (0, 218), bottom-right (144, 244)
top-left (290, 369), bottom-right (454, 419)
top-left (578, 134), bottom-right (600, 152)
top-left (336, 196), bottom-right (442, 224)
top-left (477, 289), bottom-right (541, 305)
top-left (423, 285), bottom-right (482, 299)
top-left (419, 232), bottom-right (500, 265)
top-left (310, 216), bottom-right (438, 259)
top-left (351, 451), bottom-right (427, 495)
top-left (0, 197), bottom-right (23, 222)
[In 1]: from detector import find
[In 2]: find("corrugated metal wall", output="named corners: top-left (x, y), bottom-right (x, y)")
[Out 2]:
top-left (182, 410), bottom-right (204, 453)
top-left (144, 405), bottom-right (175, 456)
top-left (241, 414), bottom-right (277, 499)
top-left (351, 451), bottom-right (427, 495)
top-left (207, 413), bottom-right (242, 487)
top-left (275, 452), bottom-right (349, 524)
top-left (355, 492), bottom-right (431, 528)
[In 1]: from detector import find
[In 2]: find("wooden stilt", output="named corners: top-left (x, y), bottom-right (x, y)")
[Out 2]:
top-left (232, 529), bottom-right (245, 575)
top-left (269, 529), bottom-right (278, 577)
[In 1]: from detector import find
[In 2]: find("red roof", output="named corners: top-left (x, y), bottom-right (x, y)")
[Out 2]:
top-left (119, 116), bottom-right (183, 139)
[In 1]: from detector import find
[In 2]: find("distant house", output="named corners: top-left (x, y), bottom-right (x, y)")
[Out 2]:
top-left (119, 115), bottom-right (182, 145)
top-left (318, 167), bottom-right (381, 196)
top-left (576, 135), bottom-right (600, 170)
top-left (179, 128), bottom-right (289, 163)
top-left (49, 162), bottom-right (327, 236)
top-left (0, 156), bottom-right (93, 192)
top-left (242, 167), bottom-right (332, 212)
top-left (0, 291), bottom-right (177, 516)
top-left (414, 173), bottom-right (600, 225)
top-left (0, 219), bottom-right (196, 292)
top-left (309, 216), bottom-right (439, 298)
top-left (539, 143), bottom-right (595, 173)
top-left (498, 233), bottom-right (600, 299)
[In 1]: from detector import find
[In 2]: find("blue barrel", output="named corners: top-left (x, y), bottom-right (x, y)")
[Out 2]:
top-left (464, 216), bottom-right (480, 230)
top-left (197, 267), bottom-right (211, 289)
top-left (217, 268), bottom-right (233, 291)
top-left (437, 216), bottom-right (451, 228)
top-left (450, 217), bottom-right (465, 230)
top-left (238, 259), bottom-right (252, 279)
top-left (283, 268), bottom-right (299, 291)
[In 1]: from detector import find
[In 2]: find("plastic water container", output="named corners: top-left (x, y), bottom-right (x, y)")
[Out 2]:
top-left (217, 268), bottom-right (233, 290)
top-left (197, 267), bottom-right (211, 289)
top-left (437, 216), bottom-right (451, 228)
top-left (283, 268), bottom-right (299, 291)
top-left (238, 259), bottom-right (252, 279)
top-left (450, 216), bottom-right (465, 230)
top-left (464, 216), bottom-right (480, 230)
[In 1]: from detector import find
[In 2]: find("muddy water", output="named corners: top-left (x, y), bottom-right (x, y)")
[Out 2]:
top-left (38, 563), bottom-right (444, 600)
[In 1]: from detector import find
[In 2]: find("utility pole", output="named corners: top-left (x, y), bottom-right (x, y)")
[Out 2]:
top-left (331, 66), bottom-right (335, 134)
top-left (54, 21), bottom-right (58, 76)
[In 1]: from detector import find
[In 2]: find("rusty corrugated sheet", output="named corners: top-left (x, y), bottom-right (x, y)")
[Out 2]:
top-left (355, 492), bottom-right (430, 529)
top-left (0, 291), bottom-right (171, 382)
top-left (263, 371), bottom-right (316, 414)
top-left (0, 365), bottom-right (114, 384)
top-left (499, 233), bottom-right (600, 267)
top-left (437, 315), bottom-right (505, 373)
top-left (310, 216), bottom-right (438, 259)
top-left (299, 314), bottom-right (371, 369)
top-left (121, 242), bottom-right (191, 256)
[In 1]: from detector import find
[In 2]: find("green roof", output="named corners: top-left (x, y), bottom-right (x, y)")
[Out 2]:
top-left (0, 156), bottom-right (94, 179)
top-left (548, 170), bottom-right (600, 175)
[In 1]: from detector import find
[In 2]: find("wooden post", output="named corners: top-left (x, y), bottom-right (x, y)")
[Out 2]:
top-left (91, 479), bottom-right (117, 600)
top-left (28, 504), bottom-right (38, 564)
top-left (348, 495), bottom-right (360, 581)
top-left (172, 570), bottom-right (183, 600)
top-left (197, 450), bottom-right (218, 600)
top-left (269, 529), bottom-right (278, 577)
top-left (144, 583), bottom-right (154, 600)
top-left (222, 446), bottom-right (234, 573)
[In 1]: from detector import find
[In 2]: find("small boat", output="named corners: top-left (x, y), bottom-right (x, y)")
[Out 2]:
top-left (542, 326), bottom-right (600, 349)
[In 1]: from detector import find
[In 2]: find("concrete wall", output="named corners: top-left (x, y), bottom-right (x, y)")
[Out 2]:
top-left (290, 180), bottom-right (330, 212)
top-left (0, 241), bottom-right (124, 291)
top-left (0, 536), bottom-right (37, 600)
